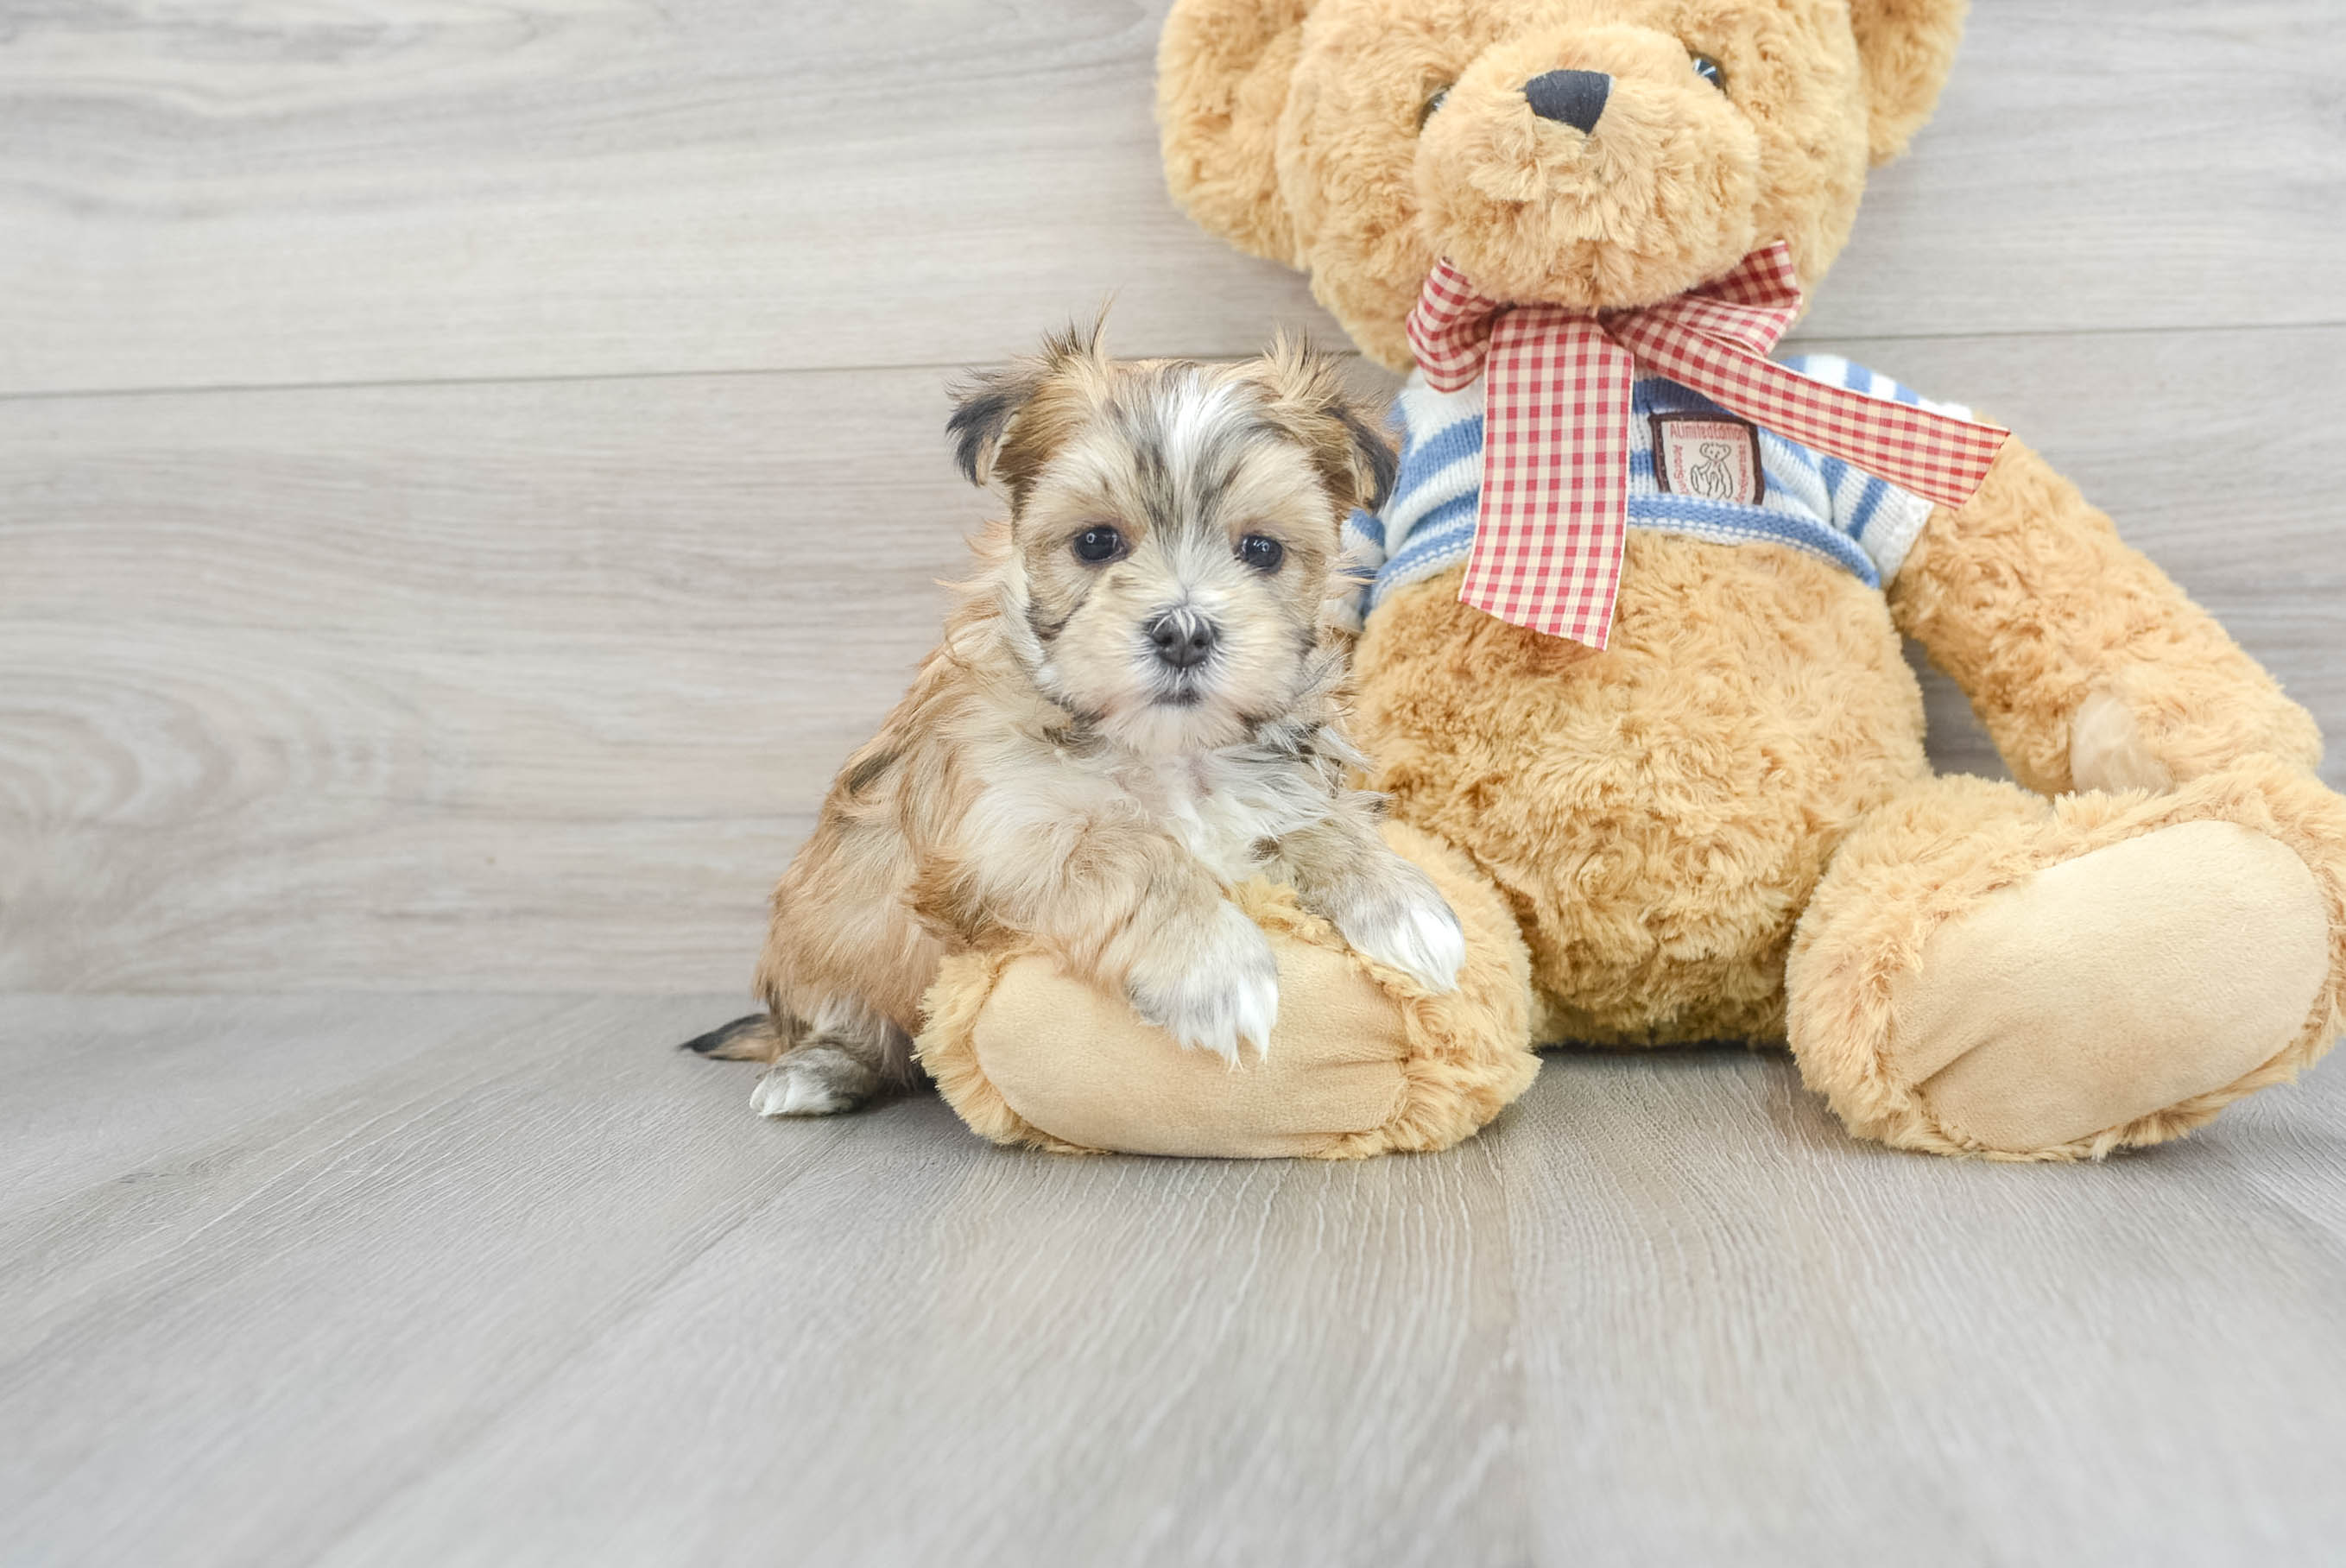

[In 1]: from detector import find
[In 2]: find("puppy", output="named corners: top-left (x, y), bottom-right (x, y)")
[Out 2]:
top-left (683, 326), bottom-right (1468, 1117)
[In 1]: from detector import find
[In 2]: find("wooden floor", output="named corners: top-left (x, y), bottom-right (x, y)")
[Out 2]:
top-left (4, 0), bottom-right (2344, 1562)
top-left (4, 995), bottom-right (2344, 1566)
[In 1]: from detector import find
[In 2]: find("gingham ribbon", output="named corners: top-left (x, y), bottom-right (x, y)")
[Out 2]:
top-left (1406, 242), bottom-right (2010, 647)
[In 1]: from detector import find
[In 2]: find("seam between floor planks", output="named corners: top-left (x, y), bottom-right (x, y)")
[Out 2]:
top-left (1, 317), bottom-right (2340, 408)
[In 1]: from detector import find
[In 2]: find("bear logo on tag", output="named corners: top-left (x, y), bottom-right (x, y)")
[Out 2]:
top-left (1650, 414), bottom-right (1765, 505)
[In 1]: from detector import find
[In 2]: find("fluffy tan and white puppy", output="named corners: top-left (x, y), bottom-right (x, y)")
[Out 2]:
top-left (684, 327), bottom-right (1467, 1117)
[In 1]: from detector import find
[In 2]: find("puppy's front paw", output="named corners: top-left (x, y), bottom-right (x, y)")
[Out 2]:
top-left (1126, 901), bottom-right (1280, 1064)
top-left (1331, 869), bottom-right (1467, 995)
top-left (749, 1047), bottom-right (874, 1118)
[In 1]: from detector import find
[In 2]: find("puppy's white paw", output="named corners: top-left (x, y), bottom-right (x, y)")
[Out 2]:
top-left (1127, 901), bottom-right (1280, 1064)
top-left (1334, 876), bottom-right (1467, 995)
top-left (749, 1050), bottom-right (868, 1118)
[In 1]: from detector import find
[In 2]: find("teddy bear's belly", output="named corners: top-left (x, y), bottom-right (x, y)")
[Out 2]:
top-left (1353, 534), bottom-right (1930, 1046)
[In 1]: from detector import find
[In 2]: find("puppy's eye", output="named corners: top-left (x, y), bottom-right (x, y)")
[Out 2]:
top-left (1071, 526), bottom-right (1124, 564)
top-left (1237, 534), bottom-right (1285, 572)
top-left (1690, 54), bottom-right (1725, 92)
top-left (1417, 85), bottom-right (1451, 130)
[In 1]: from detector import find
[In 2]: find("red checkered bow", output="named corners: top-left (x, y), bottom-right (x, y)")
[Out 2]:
top-left (1405, 241), bottom-right (2010, 647)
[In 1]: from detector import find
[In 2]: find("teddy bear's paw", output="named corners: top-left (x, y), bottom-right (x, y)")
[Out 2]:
top-left (749, 1047), bottom-right (876, 1118)
top-left (1326, 866), bottom-right (1468, 996)
top-left (1889, 821), bottom-right (2330, 1154)
top-left (1124, 899), bottom-right (1281, 1064)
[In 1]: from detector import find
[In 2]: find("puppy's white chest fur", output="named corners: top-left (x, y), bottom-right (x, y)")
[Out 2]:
top-left (1110, 753), bottom-right (1331, 884)
top-left (958, 737), bottom-right (1331, 890)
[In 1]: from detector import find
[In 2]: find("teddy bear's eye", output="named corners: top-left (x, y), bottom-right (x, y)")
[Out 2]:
top-left (1418, 85), bottom-right (1451, 130)
top-left (1691, 54), bottom-right (1726, 92)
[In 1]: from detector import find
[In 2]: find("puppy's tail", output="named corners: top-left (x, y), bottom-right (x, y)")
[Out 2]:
top-left (676, 1012), bottom-right (781, 1062)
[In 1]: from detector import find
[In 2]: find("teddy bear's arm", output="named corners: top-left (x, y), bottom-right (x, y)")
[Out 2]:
top-left (1886, 434), bottom-right (2322, 796)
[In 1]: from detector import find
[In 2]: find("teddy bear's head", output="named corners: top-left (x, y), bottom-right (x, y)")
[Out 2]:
top-left (1161, 0), bottom-right (1966, 368)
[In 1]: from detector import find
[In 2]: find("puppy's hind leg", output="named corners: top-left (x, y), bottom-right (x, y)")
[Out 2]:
top-left (748, 998), bottom-right (918, 1119)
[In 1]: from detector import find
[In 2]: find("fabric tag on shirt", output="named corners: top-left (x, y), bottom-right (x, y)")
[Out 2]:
top-left (1650, 414), bottom-right (1765, 505)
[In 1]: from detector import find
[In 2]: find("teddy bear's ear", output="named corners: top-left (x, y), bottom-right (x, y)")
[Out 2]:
top-left (1849, 0), bottom-right (1970, 165)
top-left (1157, 0), bottom-right (1316, 264)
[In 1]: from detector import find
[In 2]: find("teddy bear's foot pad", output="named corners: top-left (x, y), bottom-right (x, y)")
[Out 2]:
top-left (1889, 821), bottom-right (2328, 1153)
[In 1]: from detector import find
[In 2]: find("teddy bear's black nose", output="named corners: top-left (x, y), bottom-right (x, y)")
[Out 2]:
top-left (1524, 69), bottom-right (1610, 133)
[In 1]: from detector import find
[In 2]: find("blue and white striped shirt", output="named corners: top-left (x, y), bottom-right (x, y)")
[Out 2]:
top-left (1341, 353), bottom-right (1971, 626)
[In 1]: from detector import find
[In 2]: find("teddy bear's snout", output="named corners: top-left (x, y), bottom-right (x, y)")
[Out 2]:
top-left (1410, 22), bottom-right (1767, 313)
top-left (1523, 69), bottom-right (1610, 135)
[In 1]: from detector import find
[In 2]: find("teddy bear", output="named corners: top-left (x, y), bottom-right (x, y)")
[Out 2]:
top-left (916, 0), bottom-right (2346, 1161)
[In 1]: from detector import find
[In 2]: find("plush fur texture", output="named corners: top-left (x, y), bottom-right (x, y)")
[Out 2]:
top-left (1353, 535), bottom-right (1928, 1046)
top-left (1160, 0), bottom-right (1957, 366)
top-left (1888, 435), bottom-right (2324, 794)
top-left (1788, 756), bottom-right (2346, 1159)
top-left (1144, 0), bottom-right (2346, 1160)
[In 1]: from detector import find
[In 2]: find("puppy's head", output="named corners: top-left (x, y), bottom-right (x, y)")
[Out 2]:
top-left (949, 326), bottom-right (1394, 754)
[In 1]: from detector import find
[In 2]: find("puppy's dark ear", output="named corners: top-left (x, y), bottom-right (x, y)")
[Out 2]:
top-left (1330, 395), bottom-right (1398, 514)
top-left (946, 317), bottom-right (1110, 494)
top-left (1257, 334), bottom-right (1398, 515)
top-left (946, 364), bottom-right (1045, 488)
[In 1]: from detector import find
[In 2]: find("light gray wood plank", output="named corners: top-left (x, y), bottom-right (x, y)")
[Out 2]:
top-left (0, 994), bottom-right (858, 1568)
top-left (319, 1091), bottom-right (1532, 1568)
top-left (0, 368), bottom-right (985, 992)
top-left (1495, 1046), bottom-right (2346, 1566)
top-left (0, 992), bottom-right (555, 1222)
top-left (5, 995), bottom-right (2338, 1566)
top-left (2, 0), bottom-right (2339, 395)
top-left (4, 327), bottom-right (2337, 992)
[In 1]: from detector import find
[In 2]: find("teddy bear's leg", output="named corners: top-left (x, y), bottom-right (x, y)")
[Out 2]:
top-left (1785, 757), bottom-right (2346, 1160)
top-left (916, 823), bottom-right (1539, 1159)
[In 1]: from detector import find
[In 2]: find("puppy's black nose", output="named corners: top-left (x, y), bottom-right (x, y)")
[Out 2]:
top-left (1147, 609), bottom-right (1217, 670)
top-left (1525, 68), bottom-right (1610, 133)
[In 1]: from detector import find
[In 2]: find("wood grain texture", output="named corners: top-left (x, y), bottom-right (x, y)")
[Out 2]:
top-left (1, 0), bottom-right (2341, 395)
top-left (4, 328), bottom-right (2339, 991)
top-left (5, 3), bottom-right (2343, 1563)
top-left (2, 994), bottom-right (2341, 1566)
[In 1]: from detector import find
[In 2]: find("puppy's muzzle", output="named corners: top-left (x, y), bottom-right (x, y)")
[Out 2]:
top-left (1146, 608), bottom-right (1218, 671)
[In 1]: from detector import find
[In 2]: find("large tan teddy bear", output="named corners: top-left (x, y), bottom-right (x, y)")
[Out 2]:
top-left (920, 0), bottom-right (2346, 1160)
